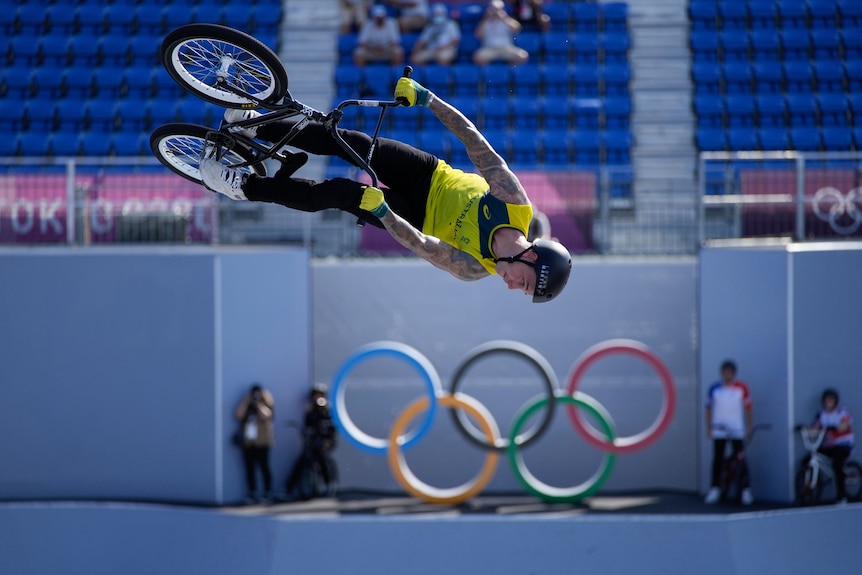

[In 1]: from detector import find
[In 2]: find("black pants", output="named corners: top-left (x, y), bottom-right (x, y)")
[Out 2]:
top-left (819, 445), bottom-right (852, 499)
top-left (242, 446), bottom-right (272, 495)
top-left (711, 438), bottom-right (749, 489)
top-left (245, 121), bottom-right (439, 230)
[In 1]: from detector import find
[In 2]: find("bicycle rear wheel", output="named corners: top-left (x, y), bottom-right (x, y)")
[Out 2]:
top-left (161, 23), bottom-right (288, 107)
top-left (844, 461), bottom-right (862, 501)
top-left (150, 123), bottom-right (267, 185)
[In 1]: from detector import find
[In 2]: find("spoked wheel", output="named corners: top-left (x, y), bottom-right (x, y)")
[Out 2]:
top-left (161, 23), bottom-right (288, 108)
top-left (844, 461), bottom-right (862, 501)
top-left (150, 123), bottom-right (267, 185)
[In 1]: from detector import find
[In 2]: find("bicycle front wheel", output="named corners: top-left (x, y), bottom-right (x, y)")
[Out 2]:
top-left (844, 461), bottom-right (862, 501)
top-left (150, 123), bottom-right (267, 185)
top-left (795, 465), bottom-right (823, 505)
top-left (162, 24), bottom-right (288, 107)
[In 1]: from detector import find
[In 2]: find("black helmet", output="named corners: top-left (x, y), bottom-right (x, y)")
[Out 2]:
top-left (822, 388), bottom-right (839, 403)
top-left (720, 360), bottom-right (737, 373)
top-left (531, 239), bottom-right (572, 303)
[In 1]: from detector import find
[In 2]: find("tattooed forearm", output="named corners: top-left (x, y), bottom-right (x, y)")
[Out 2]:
top-left (428, 97), bottom-right (529, 206)
top-left (379, 210), bottom-right (489, 281)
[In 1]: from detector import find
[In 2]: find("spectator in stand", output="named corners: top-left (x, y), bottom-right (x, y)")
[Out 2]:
top-left (386, 0), bottom-right (430, 33)
top-left (353, 4), bottom-right (405, 66)
top-left (512, 0), bottom-right (551, 32)
top-left (473, 0), bottom-right (529, 66)
top-left (410, 3), bottom-right (461, 65)
top-left (341, 0), bottom-right (371, 34)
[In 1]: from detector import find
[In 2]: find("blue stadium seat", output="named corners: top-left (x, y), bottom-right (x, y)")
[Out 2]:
top-left (25, 96), bottom-right (56, 131)
top-left (163, 5), bottom-right (192, 29)
top-left (849, 93), bottom-right (862, 121)
top-left (781, 29), bottom-right (810, 60)
top-left (2, 67), bottom-right (30, 99)
top-left (778, 0), bottom-right (808, 29)
top-left (750, 30), bottom-right (780, 61)
top-left (387, 129), bottom-right (418, 148)
top-left (601, 2), bottom-right (628, 34)
top-left (335, 64), bottom-right (361, 99)
top-left (809, 0), bottom-right (838, 29)
top-left (391, 106), bottom-right (422, 132)
top-left (76, 5), bottom-right (106, 34)
top-left (814, 61), bottom-right (845, 94)
top-left (571, 63), bottom-right (600, 97)
top-left (9, 36), bottom-right (41, 66)
top-left (134, 5), bottom-right (164, 34)
top-left (90, 66), bottom-right (126, 98)
top-left (40, 35), bottom-right (71, 66)
top-left (840, 28), bottom-right (862, 59)
top-left (449, 96), bottom-right (479, 122)
top-left (541, 31), bottom-right (571, 63)
top-left (103, 4), bottom-right (136, 33)
top-left (811, 29), bottom-right (841, 60)
top-left (18, 131), bottom-right (52, 156)
top-left (46, 5), bottom-right (77, 33)
top-left (571, 2), bottom-right (600, 33)
top-left (514, 32), bottom-right (541, 55)
top-left (221, 4), bottom-right (254, 32)
top-left (541, 64), bottom-right (569, 96)
top-left (509, 96), bottom-right (540, 130)
top-left (790, 126), bottom-right (821, 150)
top-left (541, 95), bottom-right (570, 129)
top-left (457, 34), bottom-right (480, 64)
top-left (722, 61), bottom-right (752, 94)
top-left (540, 129), bottom-right (570, 165)
top-left (85, 97), bottom-right (117, 130)
top-left (115, 97), bottom-right (149, 130)
top-left (821, 127), bottom-right (853, 151)
top-left (689, 1), bottom-right (717, 31)
top-left (571, 130), bottom-right (600, 165)
top-left (337, 34), bottom-right (356, 65)
top-left (783, 60), bottom-right (814, 93)
top-left (51, 131), bottom-right (80, 157)
top-left (571, 99), bottom-right (600, 129)
top-left (696, 127), bottom-right (726, 151)
top-left (127, 35), bottom-right (162, 67)
top-left (124, 64), bottom-right (157, 98)
top-left (509, 129), bottom-right (539, 165)
top-left (112, 132), bottom-right (143, 156)
top-left (726, 94), bottom-right (756, 127)
top-left (481, 64), bottom-right (510, 97)
top-left (16, 4), bottom-right (47, 34)
top-left (79, 131), bottom-right (112, 156)
top-left (603, 129), bottom-right (631, 164)
top-left (786, 93), bottom-right (818, 125)
top-left (601, 32), bottom-right (629, 65)
top-left (718, 2), bottom-right (748, 31)
top-left (67, 35), bottom-right (101, 65)
top-left (0, 133), bottom-right (18, 157)
top-left (690, 30), bottom-right (720, 62)
top-left (416, 130), bottom-right (450, 160)
top-left (602, 63), bottom-right (630, 96)
top-left (840, 0), bottom-right (862, 26)
top-left (748, 1), bottom-right (779, 29)
top-left (694, 95), bottom-right (724, 128)
top-left (818, 93), bottom-right (849, 126)
top-left (692, 61), bottom-right (722, 95)
top-left (362, 65), bottom-right (396, 98)
top-left (719, 30), bottom-right (749, 62)
top-left (481, 100), bottom-right (509, 130)
top-left (450, 64), bottom-right (480, 97)
top-left (759, 128), bottom-right (789, 151)
top-left (752, 62), bottom-right (783, 94)
top-left (417, 65), bottom-right (450, 97)
top-left (543, 3), bottom-right (570, 32)
top-left (482, 129), bottom-right (509, 157)
top-left (53, 97), bottom-right (86, 132)
top-left (175, 98), bottom-right (206, 124)
top-left (511, 63), bottom-right (541, 93)
top-left (31, 65), bottom-right (67, 98)
top-left (604, 96), bottom-right (631, 129)
top-left (755, 94), bottom-right (787, 127)
top-left (727, 128), bottom-right (758, 150)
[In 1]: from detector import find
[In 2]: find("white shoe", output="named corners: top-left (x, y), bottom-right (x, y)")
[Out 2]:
top-left (741, 488), bottom-right (754, 506)
top-left (200, 158), bottom-right (248, 200)
top-left (224, 108), bottom-right (261, 138)
top-left (704, 487), bottom-right (720, 504)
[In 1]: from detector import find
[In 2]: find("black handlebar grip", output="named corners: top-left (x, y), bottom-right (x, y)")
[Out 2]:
top-left (403, 66), bottom-right (413, 78)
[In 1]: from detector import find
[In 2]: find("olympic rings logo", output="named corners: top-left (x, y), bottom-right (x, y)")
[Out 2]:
top-left (330, 339), bottom-right (676, 505)
top-left (812, 187), bottom-right (862, 235)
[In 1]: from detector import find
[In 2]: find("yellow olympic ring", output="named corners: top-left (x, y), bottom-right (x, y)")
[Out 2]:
top-left (387, 393), bottom-right (500, 505)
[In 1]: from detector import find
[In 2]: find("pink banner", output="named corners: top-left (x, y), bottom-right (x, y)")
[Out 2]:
top-left (0, 174), bottom-right (215, 244)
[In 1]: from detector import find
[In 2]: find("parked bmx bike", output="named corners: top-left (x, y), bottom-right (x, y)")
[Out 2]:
top-left (712, 423), bottom-right (771, 504)
top-left (794, 424), bottom-right (862, 505)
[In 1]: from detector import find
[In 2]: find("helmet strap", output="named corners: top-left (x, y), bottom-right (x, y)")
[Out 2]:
top-left (494, 246), bottom-right (535, 267)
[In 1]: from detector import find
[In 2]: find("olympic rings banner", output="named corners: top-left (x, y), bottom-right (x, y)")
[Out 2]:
top-left (330, 339), bottom-right (677, 505)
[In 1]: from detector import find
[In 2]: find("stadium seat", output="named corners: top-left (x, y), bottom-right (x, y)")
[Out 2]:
top-left (821, 126), bottom-right (853, 151)
top-left (602, 63), bottom-right (630, 97)
top-left (840, 0), bottom-right (862, 27)
top-left (53, 97), bottom-right (86, 132)
top-left (783, 60), bottom-right (814, 93)
top-left (573, 32), bottom-right (602, 66)
top-left (24, 95), bottom-right (56, 131)
top-left (750, 30), bottom-right (780, 61)
top-left (755, 94), bottom-right (787, 127)
top-left (449, 96), bottom-right (479, 123)
top-left (849, 93), bottom-right (862, 122)
top-left (18, 131), bottom-right (52, 156)
top-left (571, 2), bottom-right (600, 33)
top-left (727, 128), bottom-right (758, 150)
top-left (509, 129), bottom-right (540, 165)
top-left (79, 131), bottom-right (112, 156)
top-left (571, 99), bottom-right (600, 129)
top-left (696, 127), bottom-right (726, 151)
top-left (450, 64), bottom-right (480, 97)
top-left (541, 62), bottom-right (570, 95)
top-left (481, 64), bottom-right (510, 97)
top-left (0, 133), bottom-right (18, 156)
top-left (725, 94), bottom-right (756, 127)
top-left (114, 98), bottom-right (149, 131)
top-left (540, 129), bottom-right (570, 165)
top-left (513, 32), bottom-right (541, 55)
top-left (604, 96), bottom-right (631, 129)
top-left (758, 128), bottom-right (789, 151)
top-left (85, 97), bottom-right (117, 130)
top-left (76, 5), bottom-right (106, 34)
top-left (719, 31), bottom-right (749, 62)
top-left (689, 1), bottom-right (718, 31)
top-left (127, 35), bottom-right (162, 67)
top-left (112, 132), bottom-right (143, 156)
top-left (690, 30), bottom-right (720, 62)
top-left (418, 65), bottom-right (450, 97)
top-left (335, 64), bottom-right (361, 99)
top-left (416, 130), bottom-right (450, 160)
top-left (790, 126), bottom-right (821, 150)
top-left (694, 95), bottom-right (724, 128)
top-left (46, 4), bottom-right (77, 34)
top-left (40, 35), bottom-right (71, 66)
top-left (601, 33), bottom-right (629, 65)
top-left (808, 0), bottom-right (838, 29)
top-left (778, 0), bottom-right (808, 29)
top-left (571, 63), bottom-right (600, 97)
top-left (362, 65), bottom-right (395, 98)
top-left (692, 62), bottom-right (721, 95)
top-left (51, 131), bottom-right (80, 156)
top-left (543, 3), bottom-right (571, 32)
top-left (603, 129), bottom-right (631, 164)
top-left (818, 93), bottom-right (849, 126)
top-left (717, 2), bottom-right (748, 31)
top-left (511, 63), bottom-right (541, 94)
top-left (15, 4), bottom-right (47, 35)
top-left (175, 98), bottom-right (206, 124)
top-left (786, 93), bottom-right (818, 125)
top-left (601, 3), bottom-right (629, 34)
top-left (722, 61), bottom-right (752, 94)
top-left (67, 36), bottom-right (101, 66)
top-left (840, 28), bottom-right (862, 59)
top-left (481, 100), bottom-right (509, 130)
top-left (748, 1), bottom-right (779, 29)
top-left (814, 61), bottom-right (845, 94)
top-left (337, 34), bottom-right (356, 65)
top-left (541, 31), bottom-right (571, 63)
top-left (571, 129), bottom-right (601, 164)
top-left (811, 29), bottom-right (841, 60)
top-left (781, 29), bottom-right (810, 60)
top-left (541, 95), bottom-right (570, 129)
top-left (752, 62), bottom-right (783, 94)
top-left (509, 96), bottom-right (540, 130)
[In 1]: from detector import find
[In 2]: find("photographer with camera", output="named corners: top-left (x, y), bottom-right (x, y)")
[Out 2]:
top-left (234, 383), bottom-right (275, 504)
top-left (285, 384), bottom-right (338, 499)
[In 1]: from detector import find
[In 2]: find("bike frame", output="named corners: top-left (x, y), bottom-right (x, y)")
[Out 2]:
top-left (798, 426), bottom-right (835, 487)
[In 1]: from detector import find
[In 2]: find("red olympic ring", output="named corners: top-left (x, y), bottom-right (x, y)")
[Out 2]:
top-left (565, 339), bottom-right (676, 455)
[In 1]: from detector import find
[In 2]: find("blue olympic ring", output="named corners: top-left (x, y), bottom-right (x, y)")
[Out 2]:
top-left (330, 341), bottom-right (443, 455)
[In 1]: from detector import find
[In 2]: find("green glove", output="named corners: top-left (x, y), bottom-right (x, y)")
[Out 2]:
top-left (360, 185), bottom-right (389, 218)
top-left (394, 77), bottom-right (434, 107)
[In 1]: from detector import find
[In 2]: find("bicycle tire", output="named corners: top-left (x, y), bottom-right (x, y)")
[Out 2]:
top-left (161, 23), bottom-right (288, 108)
top-left (795, 465), bottom-right (823, 505)
top-left (150, 123), bottom-right (267, 185)
top-left (720, 460), bottom-right (741, 503)
top-left (844, 461), bottom-right (862, 501)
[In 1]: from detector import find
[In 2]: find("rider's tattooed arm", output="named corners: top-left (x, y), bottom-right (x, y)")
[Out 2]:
top-left (428, 97), bottom-right (530, 206)
top-left (378, 210), bottom-right (490, 281)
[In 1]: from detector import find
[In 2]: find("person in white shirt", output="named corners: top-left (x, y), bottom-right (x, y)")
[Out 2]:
top-left (387, 0), bottom-right (429, 33)
top-left (810, 388), bottom-right (855, 502)
top-left (353, 4), bottom-right (405, 66)
top-left (411, 3), bottom-right (461, 65)
top-left (473, 0), bottom-right (528, 65)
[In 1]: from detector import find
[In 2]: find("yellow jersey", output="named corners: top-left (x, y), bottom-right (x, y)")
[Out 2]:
top-left (422, 160), bottom-right (533, 274)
